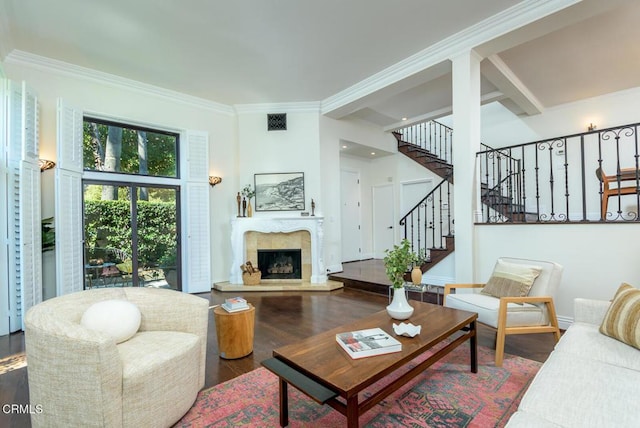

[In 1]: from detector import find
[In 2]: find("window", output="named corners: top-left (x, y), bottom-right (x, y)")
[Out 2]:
top-left (56, 99), bottom-right (210, 296)
top-left (83, 182), bottom-right (180, 290)
top-left (81, 118), bottom-right (182, 290)
top-left (83, 117), bottom-right (179, 178)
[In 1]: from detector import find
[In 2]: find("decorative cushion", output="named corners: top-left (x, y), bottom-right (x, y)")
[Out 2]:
top-left (481, 259), bottom-right (542, 298)
top-left (599, 283), bottom-right (640, 350)
top-left (80, 299), bottom-right (141, 344)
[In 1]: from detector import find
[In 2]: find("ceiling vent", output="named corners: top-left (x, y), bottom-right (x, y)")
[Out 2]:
top-left (267, 113), bottom-right (287, 131)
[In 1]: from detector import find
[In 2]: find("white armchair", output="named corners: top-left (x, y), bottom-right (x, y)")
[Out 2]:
top-left (444, 257), bottom-right (562, 367)
top-left (25, 287), bottom-right (209, 428)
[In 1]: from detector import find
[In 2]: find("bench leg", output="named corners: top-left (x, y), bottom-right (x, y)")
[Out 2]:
top-left (279, 378), bottom-right (289, 427)
top-left (470, 320), bottom-right (478, 373)
top-left (346, 394), bottom-right (359, 428)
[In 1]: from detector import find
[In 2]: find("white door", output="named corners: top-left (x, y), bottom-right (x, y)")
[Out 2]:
top-left (373, 184), bottom-right (394, 258)
top-left (401, 179), bottom-right (433, 215)
top-left (340, 170), bottom-right (361, 262)
top-left (401, 179), bottom-right (433, 252)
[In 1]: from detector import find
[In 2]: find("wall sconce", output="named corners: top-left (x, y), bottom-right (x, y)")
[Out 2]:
top-left (38, 159), bottom-right (56, 172)
top-left (588, 123), bottom-right (597, 132)
top-left (209, 176), bottom-right (222, 187)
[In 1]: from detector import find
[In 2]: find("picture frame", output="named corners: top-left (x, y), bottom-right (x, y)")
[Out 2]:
top-left (254, 172), bottom-right (305, 212)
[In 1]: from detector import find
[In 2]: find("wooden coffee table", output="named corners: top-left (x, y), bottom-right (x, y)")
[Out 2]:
top-left (262, 301), bottom-right (477, 428)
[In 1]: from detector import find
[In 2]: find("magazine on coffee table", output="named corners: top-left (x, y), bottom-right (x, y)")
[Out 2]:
top-left (335, 327), bottom-right (401, 359)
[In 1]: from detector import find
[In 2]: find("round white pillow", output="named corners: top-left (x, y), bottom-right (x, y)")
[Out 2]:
top-left (80, 299), bottom-right (141, 344)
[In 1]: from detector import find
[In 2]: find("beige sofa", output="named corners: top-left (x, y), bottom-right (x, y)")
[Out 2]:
top-left (506, 298), bottom-right (640, 427)
top-left (25, 287), bottom-right (209, 428)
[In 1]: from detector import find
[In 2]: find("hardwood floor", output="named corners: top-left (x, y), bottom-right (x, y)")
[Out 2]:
top-left (0, 283), bottom-right (558, 427)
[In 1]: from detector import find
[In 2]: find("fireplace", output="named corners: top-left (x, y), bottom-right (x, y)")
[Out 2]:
top-left (229, 217), bottom-right (327, 284)
top-left (258, 249), bottom-right (302, 280)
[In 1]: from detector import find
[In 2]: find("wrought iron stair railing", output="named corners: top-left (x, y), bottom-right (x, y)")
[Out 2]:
top-left (393, 120), bottom-right (453, 181)
top-left (477, 121), bottom-right (640, 223)
top-left (398, 175), bottom-right (454, 275)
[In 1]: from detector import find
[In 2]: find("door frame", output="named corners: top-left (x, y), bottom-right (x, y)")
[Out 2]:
top-left (340, 169), bottom-right (362, 262)
top-left (372, 183), bottom-right (395, 259)
top-left (82, 179), bottom-right (182, 290)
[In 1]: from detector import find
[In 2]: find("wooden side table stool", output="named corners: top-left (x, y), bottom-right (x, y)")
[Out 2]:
top-left (213, 303), bottom-right (255, 359)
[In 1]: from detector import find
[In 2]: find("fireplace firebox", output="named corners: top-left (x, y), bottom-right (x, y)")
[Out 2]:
top-left (257, 249), bottom-right (302, 280)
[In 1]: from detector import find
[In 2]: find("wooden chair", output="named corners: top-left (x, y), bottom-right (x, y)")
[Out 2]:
top-left (596, 167), bottom-right (639, 219)
top-left (443, 257), bottom-right (562, 367)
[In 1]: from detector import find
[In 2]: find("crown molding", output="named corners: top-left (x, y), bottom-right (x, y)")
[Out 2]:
top-left (321, 0), bottom-right (580, 117)
top-left (4, 50), bottom-right (235, 115)
top-left (234, 101), bottom-right (321, 114)
top-left (383, 90), bottom-right (505, 132)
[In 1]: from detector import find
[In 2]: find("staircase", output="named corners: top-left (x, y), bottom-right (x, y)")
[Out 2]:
top-left (393, 121), bottom-right (529, 277)
top-left (477, 146), bottom-right (537, 222)
top-left (393, 121), bottom-right (455, 277)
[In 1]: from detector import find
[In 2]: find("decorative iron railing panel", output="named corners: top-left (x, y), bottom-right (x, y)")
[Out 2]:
top-left (477, 122), bottom-right (640, 223)
top-left (399, 176), bottom-right (453, 258)
top-left (394, 120), bottom-right (453, 164)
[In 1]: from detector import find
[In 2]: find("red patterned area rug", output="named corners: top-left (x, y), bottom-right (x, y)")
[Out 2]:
top-left (175, 343), bottom-right (540, 427)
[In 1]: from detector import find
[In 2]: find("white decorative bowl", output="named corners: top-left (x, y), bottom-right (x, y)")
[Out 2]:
top-left (392, 322), bottom-right (422, 337)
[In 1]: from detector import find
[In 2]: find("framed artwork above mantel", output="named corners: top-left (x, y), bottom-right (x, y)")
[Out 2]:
top-left (254, 172), bottom-right (305, 212)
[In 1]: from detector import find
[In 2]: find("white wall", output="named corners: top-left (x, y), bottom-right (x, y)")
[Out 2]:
top-left (236, 108), bottom-right (321, 218)
top-left (320, 116), bottom-right (395, 271)
top-left (482, 86), bottom-right (640, 147)
top-left (473, 86), bottom-right (640, 323)
top-left (2, 59), bottom-right (237, 287)
top-left (476, 224), bottom-right (640, 325)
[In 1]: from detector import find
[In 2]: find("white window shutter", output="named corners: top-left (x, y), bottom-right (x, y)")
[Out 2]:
top-left (19, 160), bottom-right (42, 325)
top-left (5, 81), bottom-right (42, 331)
top-left (22, 82), bottom-right (39, 161)
top-left (182, 131), bottom-right (211, 293)
top-left (6, 164), bottom-right (21, 331)
top-left (56, 99), bottom-right (83, 173)
top-left (0, 79), bottom-right (7, 336)
top-left (55, 99), bottom-right (84, 295)
top-left (6, 80), bottom-right (22, 162)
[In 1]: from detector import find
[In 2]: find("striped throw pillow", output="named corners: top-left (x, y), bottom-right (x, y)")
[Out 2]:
top-left (599, 283), bottom-right (640, 349)
top-left (481, 259), bottom-right (542, 298)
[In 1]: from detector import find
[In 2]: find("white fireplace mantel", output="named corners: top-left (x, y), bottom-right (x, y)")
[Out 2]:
top-left (229, 217), bottom-right (327, 284)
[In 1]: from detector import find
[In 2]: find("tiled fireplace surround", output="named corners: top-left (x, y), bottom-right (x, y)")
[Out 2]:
top-left (229, 217), bottom-right (327, 285)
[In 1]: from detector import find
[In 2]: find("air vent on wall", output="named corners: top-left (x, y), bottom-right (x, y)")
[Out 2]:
top-left (267, 113), bottom-right (287, 131)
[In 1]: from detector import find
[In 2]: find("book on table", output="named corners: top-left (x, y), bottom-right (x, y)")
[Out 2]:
top-left (222, 297), bottom-right (249, 312)
top-left (335, 327), bottom-right (402, 359)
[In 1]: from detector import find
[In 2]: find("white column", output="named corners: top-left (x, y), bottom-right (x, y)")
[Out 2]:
top-left (451, 50), bottom-right (482, 282)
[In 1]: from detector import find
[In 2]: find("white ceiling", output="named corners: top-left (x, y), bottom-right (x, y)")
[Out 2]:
top-left (1, 0), bottom-right (639, 129)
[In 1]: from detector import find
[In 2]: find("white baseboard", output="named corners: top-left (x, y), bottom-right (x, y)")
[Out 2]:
top-left (557, 315), bottom-right (573, 331)
top-left (325, 263), bottom-right (343, 274)
top-left (422, 274), bottom-right (456, 287)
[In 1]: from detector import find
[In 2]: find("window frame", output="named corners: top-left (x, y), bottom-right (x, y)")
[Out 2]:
top-left (83, 116), bottom-right (181, 179)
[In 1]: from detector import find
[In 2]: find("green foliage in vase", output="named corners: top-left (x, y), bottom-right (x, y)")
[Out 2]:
top-left (383, 239), bottom-right (423, 288)
top-left (241, 184), bottom-right (255, 200)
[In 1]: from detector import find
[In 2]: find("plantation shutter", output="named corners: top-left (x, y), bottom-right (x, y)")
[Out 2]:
top-left (19, 83), bottom-right (42, 327)
top-left (55, 99), bottom-right (84, 296)
top-left (5, 80), bottom-right (22, 332)
top-left (183, 130), bottom-right (211, 293)
top-left (4, 80), bottom-right (42, 331)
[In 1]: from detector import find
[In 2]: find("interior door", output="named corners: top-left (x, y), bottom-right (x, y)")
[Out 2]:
top-left (401, 179), bottom-right (433, 252)
top-left (373, 184), bottom-right (394, 258)
top-left (340, 169), bottom-right (361, 262)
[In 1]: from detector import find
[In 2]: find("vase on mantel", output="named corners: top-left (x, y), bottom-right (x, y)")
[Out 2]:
top-left (247, 200), bottom-right (253, 217)
top-left (386, 287), bottom-right (414, 320)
